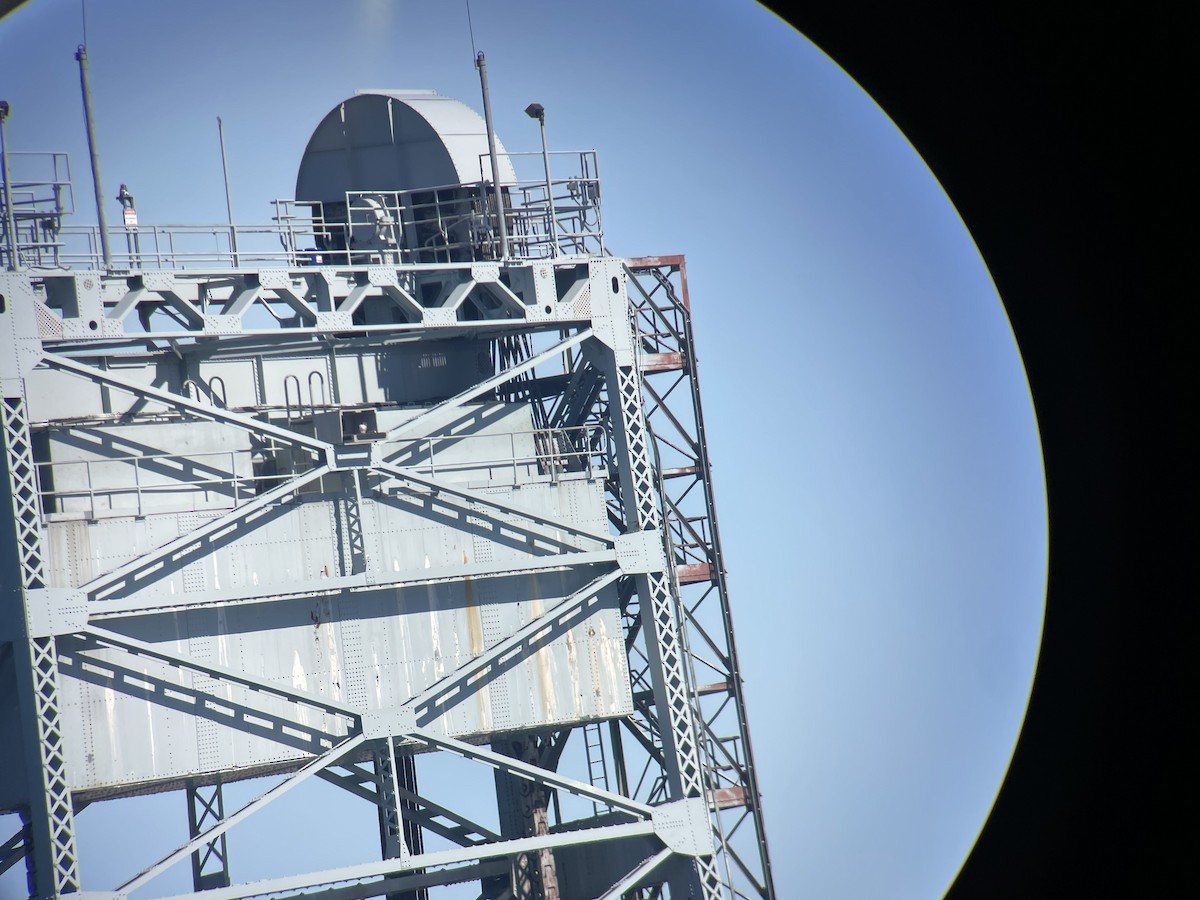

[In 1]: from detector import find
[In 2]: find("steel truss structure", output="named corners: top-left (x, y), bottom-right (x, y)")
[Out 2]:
top-left (1, 239), bottom-right (774, 898)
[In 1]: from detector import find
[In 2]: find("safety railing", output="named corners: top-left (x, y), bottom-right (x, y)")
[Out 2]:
top-left (36, 446), bottom-right (264, 521)
top-left (1, 151), bottom-right (75, 270)
top-left (4, 151), bottom-right (603, 271)
top-left (502, 149), bottom-right (603, 258)
top-left (383, 423), bottom-right (608, 488)
top-left (35, 424), bottom-right (608, 521)
top-left (275, 150), bottom-right (603, 266)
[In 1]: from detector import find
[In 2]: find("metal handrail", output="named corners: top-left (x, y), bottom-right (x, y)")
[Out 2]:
top-left (386, 423), bottom-right (607, 487)
top-left (37, 446), bottom-right (262, 520)
top-left (35, 423), bottom-right (608, 519)
top-left (5, 151), bottom-right (604, 271)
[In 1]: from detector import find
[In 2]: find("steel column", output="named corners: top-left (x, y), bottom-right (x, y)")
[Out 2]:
top-left (627, 257), bottom-right (776, 898)
top-left (2, 251), bottom-right (773, 899)
top-left (186, 781), bottom-right (231, 890)
top-left (2, 394), bottom-right (80, 897)
top-left (594, 351), bottom-right (721, 899)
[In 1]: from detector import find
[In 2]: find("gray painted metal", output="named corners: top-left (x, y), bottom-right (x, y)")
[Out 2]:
top-left (596, 847), bottom-right (674, 899)
top-left (0, 102), bottom-right (19, 272)
top-left (74, 46), bottom-right (111, 270)
top-left (0, 88), bottom-right (774, 900)
top-left (296, 91), bottom-right (517, 205)
top-left (186, 782), bottom-right (231, 890)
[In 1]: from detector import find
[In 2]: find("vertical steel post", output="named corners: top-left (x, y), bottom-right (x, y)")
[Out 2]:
top-left (608, 719), bottom-right (629, 797)
top-left (594, 267), bottom-right (723, 899)
top-left (373, 739), bottom-right (427, 900)
top-left (2, 395), bottom-right (80, 897)
top-left (0, 101), bottom-right (18, 271)
top-left (525, 104), bottom-right (558, 258)
top-left (217, 116), bottom-right (239, 266)
top-left (475, 52), bottom-right (509, 260)
top-left (75, 45), bottom-right (112, 270)
top-left (492, 734), bottom-right (561, 900)
top-left (537, 114), bottom-right (557, 257)
top-left (116, 183), bottom-right (140, 268)
top-left (628, 258), bottom-right (778, 897)
top-left (186, 781), bottom-right (231, 890)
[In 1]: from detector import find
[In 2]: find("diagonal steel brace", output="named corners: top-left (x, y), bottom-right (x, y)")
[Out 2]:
top-left (406, 729), bottom-right (651, 818)
top-left (43, 353), bottom-right (333, 456)
top-left (382, 328), bottom-right (593, 442)
top-left (116, 733), bottom-right (368, 894)
top-left (81, 624), bottom-right (359, 723)
top-left (79, 464), bottom-right (331, 603)
top-left (372, 461), bottom-right (614, 548)
top-left (405, 568), bottom-right (622, 723)
top-left (597, 846), bottom-right (675, 899)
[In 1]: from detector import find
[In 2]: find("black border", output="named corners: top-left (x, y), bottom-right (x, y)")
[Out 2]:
top-left (0, 0), bottom-right (1190, 893)
top-left (767, 3), bottom-right (1190, 896)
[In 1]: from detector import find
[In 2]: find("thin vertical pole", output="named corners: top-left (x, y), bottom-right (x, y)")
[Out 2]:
top-left (475, 52), bottom-right (508, 260)
top-left (538, 115), bottom-right (558, 257)
top-left (76, 45), bottom-right (112, 269)
top-left (0, 104), bottom-right (19, 271)
top-left (608, 718), bottom-right (629, 797)
top-left (217, 116), bottom-right (239, 266)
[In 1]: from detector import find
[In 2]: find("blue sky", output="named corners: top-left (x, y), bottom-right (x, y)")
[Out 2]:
top-left (0, 1), bottom-right (1047, 897)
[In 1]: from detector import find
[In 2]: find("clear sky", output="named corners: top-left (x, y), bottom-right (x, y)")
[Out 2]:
top-left (0, 1), bottom-right (1047, 898)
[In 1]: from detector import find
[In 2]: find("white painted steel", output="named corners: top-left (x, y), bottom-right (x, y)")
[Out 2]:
top-left (1, 88), bottom-right (775, 896)
top-left (296, 92), bottom-right (517, 204)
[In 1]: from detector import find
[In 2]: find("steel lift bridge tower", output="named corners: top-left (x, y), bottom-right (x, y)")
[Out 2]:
top-left (0, 89), bottom-right (774, 899)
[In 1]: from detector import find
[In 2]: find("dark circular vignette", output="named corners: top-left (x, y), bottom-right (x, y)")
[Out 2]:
top-left (760, 2), bottom-right (1189, 896)
top-left (0, 0), bottom-right (1187, 894)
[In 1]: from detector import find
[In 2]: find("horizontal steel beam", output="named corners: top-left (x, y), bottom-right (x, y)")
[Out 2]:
top-left (41, 316), bottom-right (593, 347)
top-left (87, 547), bottom-right (618, 619)
top-left (150, 818), bottom-right (658, 900)
top-left (245, 860), bottom-right (509, 900)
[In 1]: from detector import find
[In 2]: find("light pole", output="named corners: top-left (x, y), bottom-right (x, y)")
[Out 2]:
top-left (525, 102), bottom-right (558, 258)
top-left (217, 116), bottom-right (239, 266)
top-left (0, 100), bottom-right (20, 271)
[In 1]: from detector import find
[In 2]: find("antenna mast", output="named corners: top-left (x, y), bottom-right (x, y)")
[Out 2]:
top-left (475, 51), bottom-right (508, 260)
top-left (76, 44), bottom-right (112, 269)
